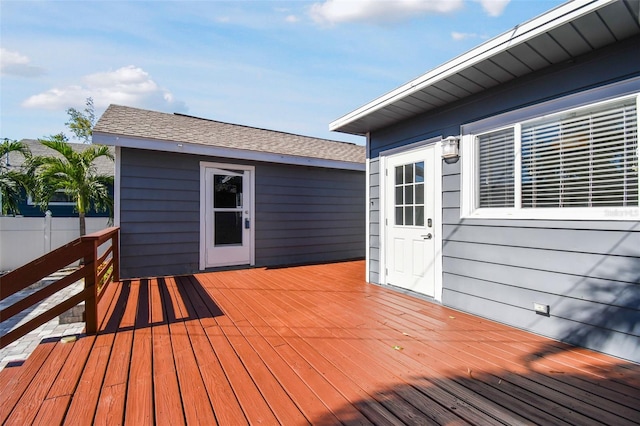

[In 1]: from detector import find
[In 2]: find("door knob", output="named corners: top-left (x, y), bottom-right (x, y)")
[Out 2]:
top-left (422, 233), bottom-right (433, 240)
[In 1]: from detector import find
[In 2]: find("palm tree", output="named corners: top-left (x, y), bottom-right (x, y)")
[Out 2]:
top-left (32, 135), bottom-right (114, 235)
top-left (0, 139), bottom-right (31, 216)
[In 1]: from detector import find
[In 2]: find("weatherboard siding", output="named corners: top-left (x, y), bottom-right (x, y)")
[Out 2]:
top-left (254, 163), bottom-right (365, 266)
top-left (367, 158), bottom-right (381, 284)
top-left (367, 38), bottom-right (640, 363)
top-left (119, 148), bottom-right (201, 279)
top-left (119, 148), bottom-right (365, 279)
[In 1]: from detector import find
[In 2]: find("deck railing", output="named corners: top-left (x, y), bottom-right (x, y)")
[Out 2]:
top-left (0, 227), bottom-right (120, 349)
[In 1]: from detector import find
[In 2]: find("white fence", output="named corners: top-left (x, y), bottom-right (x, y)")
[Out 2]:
top-left (0, 213), bottom-right (110, 271)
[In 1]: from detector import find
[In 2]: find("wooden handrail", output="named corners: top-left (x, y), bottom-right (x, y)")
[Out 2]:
top-left (0, 227), bottom-right (120, 349)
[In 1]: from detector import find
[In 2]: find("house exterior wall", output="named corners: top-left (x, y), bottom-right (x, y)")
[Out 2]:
top-left (14, 190), bottom-right (112, 218)
top-left (367, 35), bottom-right (640, 363)
top-left (119, 148), bottom-right (365, 279)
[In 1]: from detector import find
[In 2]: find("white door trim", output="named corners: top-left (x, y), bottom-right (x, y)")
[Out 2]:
top-left (199, 161), bottom-right (255, 270)
top-left (379, 140), bottom-right (443, 302)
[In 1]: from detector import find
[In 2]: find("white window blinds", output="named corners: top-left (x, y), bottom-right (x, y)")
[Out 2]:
top-left (521, 99), bottom-right (638, 208)
top-left (478, 128), bottom-right (515, 207)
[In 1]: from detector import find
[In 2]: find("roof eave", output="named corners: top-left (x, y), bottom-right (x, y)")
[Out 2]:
top-left (93, 132), bottom-right (365, 172)
top-left (330, 0), bottom-right (620, 135)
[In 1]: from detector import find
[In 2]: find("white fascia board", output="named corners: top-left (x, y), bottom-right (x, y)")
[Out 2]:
top-left (330, 0), bottom-right (615, 132)
top-left (93, 132), bottom-right (365, 172)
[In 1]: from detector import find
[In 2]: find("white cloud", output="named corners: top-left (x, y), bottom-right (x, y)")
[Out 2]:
top-left (309, 0), bottom-right (511, 24)
top-left (452, 32), bottom-right (473, 41)
top-left (0, 48), bottom-right (46, 77)
top-left (285, 15), bottom-right (299, 23)
top-left (22, 65), bottom-right (187, 112)
top-left (475, 0), bottom-right (510, 17)
top-left (451, 31), bottom-right (488, 41)
top-left (310, 0), bottom-right (464, 25)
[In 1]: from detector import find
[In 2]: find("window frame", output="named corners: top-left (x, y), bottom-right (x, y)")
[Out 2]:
top-left (461, 92), bottom-right (640, 221)
top-left (393, 161), bottom-right (426, 227)
top-left (27, 189), bottom-right (76, 207)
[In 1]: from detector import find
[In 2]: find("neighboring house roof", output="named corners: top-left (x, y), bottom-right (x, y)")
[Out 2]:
top-left (7, 139), bottom-right (115, 176)
top-left (331, 0), bottom-right (640, 135)
top-left (94, 105), bottom-right (365, 171)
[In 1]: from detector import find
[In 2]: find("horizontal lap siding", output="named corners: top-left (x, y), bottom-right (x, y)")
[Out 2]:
top-left (254, 164), bottom-right (365, 266)
top-left (120, 149), bottom-right (200, 278)
top-left (368, 159), bottom-right (381, 283)
top-left (368, 38), bottom-right (640, 363)
top-left (119, 148), bottom-right (365, 278)
top-left (441, 155), bottom-right (640, 364)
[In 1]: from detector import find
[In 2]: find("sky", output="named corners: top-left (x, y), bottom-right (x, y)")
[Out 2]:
top-left (1, 0), bottom-right (566, 145)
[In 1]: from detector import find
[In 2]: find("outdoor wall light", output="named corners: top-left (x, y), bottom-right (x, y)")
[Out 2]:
top-left (441, 136), bottom-right (460, 163)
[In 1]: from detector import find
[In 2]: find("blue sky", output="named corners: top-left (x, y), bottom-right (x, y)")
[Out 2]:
top-left (1, 0), bottom-right (566, 145)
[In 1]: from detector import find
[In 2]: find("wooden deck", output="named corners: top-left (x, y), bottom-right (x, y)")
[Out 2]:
top-left (1, 260), bottom-right (639, 425)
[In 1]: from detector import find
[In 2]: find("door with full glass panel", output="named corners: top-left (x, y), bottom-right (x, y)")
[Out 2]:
top-left (204, 166), bottom-right (252, 267)
top-left (384, 146), bottom-right (436, 297)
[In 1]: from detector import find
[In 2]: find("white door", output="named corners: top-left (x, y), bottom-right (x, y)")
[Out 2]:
top-left (203, 166), bottom-right (252, 268)
top-left (384, 146), bottom-right (436, 297)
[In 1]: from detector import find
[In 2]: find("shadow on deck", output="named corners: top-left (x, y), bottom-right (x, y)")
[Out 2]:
top-left (1, 260), bottom-right (639, 425)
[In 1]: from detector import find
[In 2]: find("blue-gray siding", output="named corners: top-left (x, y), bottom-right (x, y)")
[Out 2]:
top-left (367, 35), bottom-right (640, 362)
top-left (119, 148), bottom-right (365, 279)
top-left (368, 158), bottom-right (381, 284)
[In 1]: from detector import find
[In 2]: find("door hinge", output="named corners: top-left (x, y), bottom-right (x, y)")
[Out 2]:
top-left (385, 268), bottom-right (388, 276)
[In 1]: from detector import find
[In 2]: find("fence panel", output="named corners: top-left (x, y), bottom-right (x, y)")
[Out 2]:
top-left (0, 215), bottom-right (110, 271)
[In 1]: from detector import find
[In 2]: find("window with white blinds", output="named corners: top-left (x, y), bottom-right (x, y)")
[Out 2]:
top-left (478, 128), bottom-right (515, 208)
top-left (471, 93), bottom-right (639, 218)
top-left (521, 99), bottom-right (637, 208)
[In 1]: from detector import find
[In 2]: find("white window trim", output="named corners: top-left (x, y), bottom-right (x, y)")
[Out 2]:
top-left (461, 93), bottom-right (640, 221)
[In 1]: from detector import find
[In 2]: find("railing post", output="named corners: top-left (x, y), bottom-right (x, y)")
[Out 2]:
top-left (113, 229), bottom-right (120, 282)
top-left (0, 226), bottom-right (120, 347)
top-left (84, 238), bottom-right (99, 334)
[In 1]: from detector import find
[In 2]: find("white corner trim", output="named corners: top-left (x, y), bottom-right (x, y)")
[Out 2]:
top-left (365, 159), bottom-right (371, 283)
top-left (433, 141), bottom-right (444, 303)
top-left (378, 154), bottom-right (387, 286)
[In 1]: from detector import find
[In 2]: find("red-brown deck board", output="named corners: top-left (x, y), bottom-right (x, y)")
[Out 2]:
top-left (1, 260), bottom-right (639, 425)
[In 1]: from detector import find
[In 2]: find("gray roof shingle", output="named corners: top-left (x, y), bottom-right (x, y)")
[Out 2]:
top-left (94, 105), bottom-right (365, 164)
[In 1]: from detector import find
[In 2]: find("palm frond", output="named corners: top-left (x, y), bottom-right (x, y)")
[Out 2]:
top-left (31, 140), bottom-right (114, 223)
top-left (1, 139), bottom-right (32, 215)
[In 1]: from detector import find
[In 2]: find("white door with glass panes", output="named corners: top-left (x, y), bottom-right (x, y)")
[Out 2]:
top-left (385, 146), bottom-right (436, 297)
top-left (203, 166), bottom-right (253, 268)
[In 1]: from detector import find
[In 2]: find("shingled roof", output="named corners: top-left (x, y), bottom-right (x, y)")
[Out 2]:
top-left (94, 105), bottom-right (365, 166)
top-left (8, 139), bottom-right (114, 177)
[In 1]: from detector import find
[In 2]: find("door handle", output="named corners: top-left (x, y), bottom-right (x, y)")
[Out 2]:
top-left (421, 233), bottom-right (433, 240)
